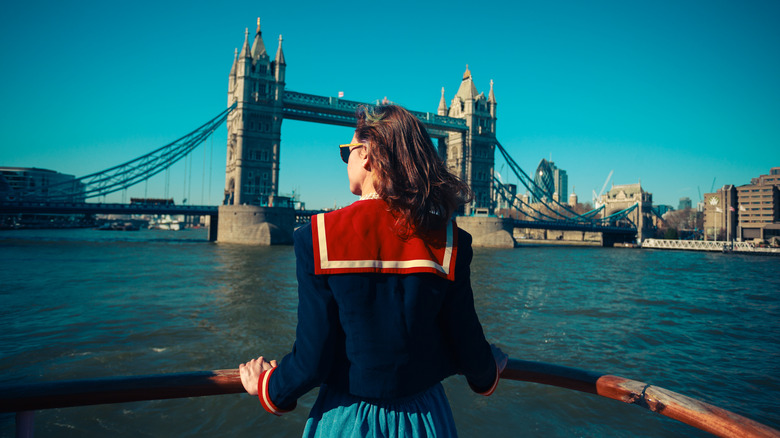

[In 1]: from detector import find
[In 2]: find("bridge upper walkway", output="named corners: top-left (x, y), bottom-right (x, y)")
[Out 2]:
top-left (282, 91), bottom-right (467, 137)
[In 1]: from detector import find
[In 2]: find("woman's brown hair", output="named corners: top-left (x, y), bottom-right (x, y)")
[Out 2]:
top-left (355, 104), bottom-right (472, 236)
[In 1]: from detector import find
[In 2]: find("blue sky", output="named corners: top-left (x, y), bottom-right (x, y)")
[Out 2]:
top-left (1, 0), bottom-right (778, 210)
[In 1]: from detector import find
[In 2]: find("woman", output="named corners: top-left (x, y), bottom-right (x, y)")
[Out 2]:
top-left (239, 104), bottom-right (507, 436)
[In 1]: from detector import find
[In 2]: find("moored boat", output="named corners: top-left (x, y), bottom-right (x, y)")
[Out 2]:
top-left (96, 222), bottom-right (139, 231)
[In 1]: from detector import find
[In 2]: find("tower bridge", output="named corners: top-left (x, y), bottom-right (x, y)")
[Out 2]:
top-left (222, 20), bottom-right (496, 216)
top-left (3, 17), bottom-right (642, 246)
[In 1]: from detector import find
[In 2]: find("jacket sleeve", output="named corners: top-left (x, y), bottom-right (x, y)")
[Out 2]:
top-left (441, 229), bottom-right (500, 395)
top-left (261, 224), bottom-right (340, 414)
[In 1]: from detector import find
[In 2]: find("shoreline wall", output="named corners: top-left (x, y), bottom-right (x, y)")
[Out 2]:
top-left (216, 205), bottom-right (294, 245)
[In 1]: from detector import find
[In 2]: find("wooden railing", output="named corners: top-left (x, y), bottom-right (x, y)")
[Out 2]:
top-left (2, 359), bottom-right (778, 438)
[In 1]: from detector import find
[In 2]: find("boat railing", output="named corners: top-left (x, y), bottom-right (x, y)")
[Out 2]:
top-left (2, 359), bottom-right (778, 438)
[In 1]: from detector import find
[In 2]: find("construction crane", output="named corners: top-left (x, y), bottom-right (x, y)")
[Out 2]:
top-left (592, 170), bottom-right (614, 208)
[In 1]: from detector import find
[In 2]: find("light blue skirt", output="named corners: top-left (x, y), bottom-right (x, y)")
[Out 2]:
top-left (302, 383), bottom-right (457, 437)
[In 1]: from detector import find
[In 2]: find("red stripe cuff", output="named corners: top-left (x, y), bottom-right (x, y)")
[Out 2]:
top-left (257, 366), bottom-right (295, 416)
top-left (471, 360), bottom-right (501, 396)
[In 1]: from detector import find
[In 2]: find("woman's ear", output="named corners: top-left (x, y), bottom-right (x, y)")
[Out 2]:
top-left (360, 146), bottom-right (372, 171)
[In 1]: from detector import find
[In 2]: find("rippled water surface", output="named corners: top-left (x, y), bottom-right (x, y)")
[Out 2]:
top-left (1, 228), bottom-right (778, 437)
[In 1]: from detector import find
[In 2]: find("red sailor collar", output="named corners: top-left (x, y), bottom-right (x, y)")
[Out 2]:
top-left (311, 199), bottom-right (458, 281)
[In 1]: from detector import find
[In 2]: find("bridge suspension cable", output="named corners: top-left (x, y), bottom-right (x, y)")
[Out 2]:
top-left (33, 103), bottom-right (236, 202)
top-left (494, 175), bottom-right (640, 233)
top-left (494, 176), bottom-right (569, 222)
top-left (494, 140), bottom-right (603, 222)
top-left (492, 141), bottom-right (640, 227)
top-left (599, 202), bottom-right (639, 225)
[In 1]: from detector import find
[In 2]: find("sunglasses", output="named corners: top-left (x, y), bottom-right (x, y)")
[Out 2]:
top-left (339, 143), bottom-right (365, 164)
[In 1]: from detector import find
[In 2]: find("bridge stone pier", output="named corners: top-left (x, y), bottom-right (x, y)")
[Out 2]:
top-left (217, 205), bottom-right (293, 245)
top-left (458, 216), bottom-right (516, 248)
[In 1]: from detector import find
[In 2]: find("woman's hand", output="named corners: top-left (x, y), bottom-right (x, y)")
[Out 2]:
top-left (490, 344), bottom-right (509, 374)
top-left (238, 356), bottom-right (277, 395)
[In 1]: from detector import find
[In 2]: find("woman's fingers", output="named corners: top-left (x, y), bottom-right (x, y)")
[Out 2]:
top-left (238, 356), bottom-right (267, 396)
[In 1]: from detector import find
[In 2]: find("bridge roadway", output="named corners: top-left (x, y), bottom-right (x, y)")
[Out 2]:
top-left (0, 201), bottom-right (218, 217)
top-left (510, 218), bottom-right (636, 235)
top-left (1, 201), bottom-right (323, 228)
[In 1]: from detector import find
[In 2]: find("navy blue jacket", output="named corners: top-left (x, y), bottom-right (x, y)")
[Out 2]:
top-left (259, 201), bottom-right (498, 414)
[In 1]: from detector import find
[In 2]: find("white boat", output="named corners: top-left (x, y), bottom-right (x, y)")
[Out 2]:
top-left (149, 215), bottom-right (183, 230)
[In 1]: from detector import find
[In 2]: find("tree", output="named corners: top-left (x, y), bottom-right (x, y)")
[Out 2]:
top-left (571, 202), bottom-right (595, 216)
top-left (660, 208), bottom-right (703, 239)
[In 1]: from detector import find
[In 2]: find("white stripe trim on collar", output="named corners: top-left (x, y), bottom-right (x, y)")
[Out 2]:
top-left (315, 214), bottom-right (454, 276)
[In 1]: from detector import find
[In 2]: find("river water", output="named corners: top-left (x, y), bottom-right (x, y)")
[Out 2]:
top-left (0, 228), bottom-right (778, 437)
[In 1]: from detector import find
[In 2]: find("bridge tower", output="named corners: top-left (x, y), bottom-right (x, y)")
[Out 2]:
top-left (438, 67), bottom-right (497, 215)
top-left (224, 19), bottom-right (286, 206)
top-left (600, 182), bottom-right (655, 242)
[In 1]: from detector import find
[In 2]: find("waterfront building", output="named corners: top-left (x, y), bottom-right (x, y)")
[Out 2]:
top-left (735, 167), bottom-right (780, 242)
top-left (555, 168), bottom-right (568, 203)
top-left (495, 183), bottom-right (517, 211)
top-left (1, 167), bottom-right (88, 228)
top-left (224, 19), bottom-right (286, 206)
top-left (702, 185), bottom-right (738, 241)
top-left (568, 191), bottom-right (578, 207)
top-left (678, 197), bottom-right (692, 210)
top-left (531, 159), bottom-right (567, 203)
top-left (0, 167), bottom-right (85, 202)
